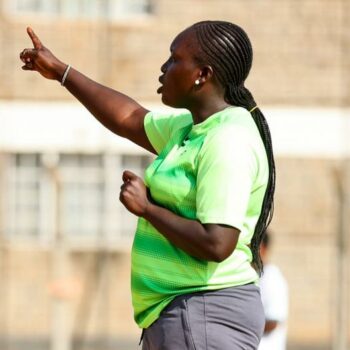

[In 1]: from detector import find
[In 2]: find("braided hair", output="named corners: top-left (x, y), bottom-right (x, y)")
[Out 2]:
top-left (192, 20), bottom-right (276, 275)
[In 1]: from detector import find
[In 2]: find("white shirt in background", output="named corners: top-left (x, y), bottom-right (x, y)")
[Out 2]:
top-left (259, 263), bottom-right (289, 350)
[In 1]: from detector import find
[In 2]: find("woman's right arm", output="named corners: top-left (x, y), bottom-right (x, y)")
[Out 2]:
top-left (20, 27), bottom-right (156, 154)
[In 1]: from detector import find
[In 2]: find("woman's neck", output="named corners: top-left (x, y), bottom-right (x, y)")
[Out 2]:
top-left (190, 100), bottom-right (232, 125)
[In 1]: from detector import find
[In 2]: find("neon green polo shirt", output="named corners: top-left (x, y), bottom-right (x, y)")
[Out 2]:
top-left (131, 106), bottom-right (268, 328)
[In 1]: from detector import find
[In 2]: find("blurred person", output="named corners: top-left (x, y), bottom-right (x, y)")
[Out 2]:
top-left (258, 231), bottom-right (288, 350)
top-left (20, 21), bottom-right (275, 350)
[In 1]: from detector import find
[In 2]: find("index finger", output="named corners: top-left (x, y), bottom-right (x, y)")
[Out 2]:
top-left (27, 27), bottom-right (42, 50)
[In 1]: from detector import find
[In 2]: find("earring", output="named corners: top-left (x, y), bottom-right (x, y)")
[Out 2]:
top-left (195, 79), bottom-right (200, 85)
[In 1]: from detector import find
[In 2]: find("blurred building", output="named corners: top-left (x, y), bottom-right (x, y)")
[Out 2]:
top-left (0, 1), bottom-right (349, 350)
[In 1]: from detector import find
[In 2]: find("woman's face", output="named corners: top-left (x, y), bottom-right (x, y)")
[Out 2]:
top-left (158, 28), bottom-right (201, 108)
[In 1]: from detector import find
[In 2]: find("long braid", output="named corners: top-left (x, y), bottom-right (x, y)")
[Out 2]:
top-left (192, 21), bottom-right (276, 275)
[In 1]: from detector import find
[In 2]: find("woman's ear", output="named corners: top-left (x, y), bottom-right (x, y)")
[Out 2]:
top-left (199, 65), bottom-right (214, 83)
top-left (193, 65), bottom-right (214, 89)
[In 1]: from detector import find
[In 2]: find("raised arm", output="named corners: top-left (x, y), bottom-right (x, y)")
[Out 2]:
top-left (20, 27), bottom-right (156, 154)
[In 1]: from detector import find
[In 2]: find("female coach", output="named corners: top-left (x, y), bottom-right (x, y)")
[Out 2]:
top-left (20, 20), bottom-right (276, 350)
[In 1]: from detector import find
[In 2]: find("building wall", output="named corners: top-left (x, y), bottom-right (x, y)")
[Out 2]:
top-left (0, 0), bottom-right (349, 105)
top-left (0, 0), bottom-right (350, 349)
top-left (0, 156), bottom-right (344, 350)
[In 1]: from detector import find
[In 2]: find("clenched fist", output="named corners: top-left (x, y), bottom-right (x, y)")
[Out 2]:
top-left (119, 170), bottom-right (150, 217)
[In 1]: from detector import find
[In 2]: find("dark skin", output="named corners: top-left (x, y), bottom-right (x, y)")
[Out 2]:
top-left (20, 26), bottom-right (239, 262)
top-left (264, 320), bottom-right (278, 333)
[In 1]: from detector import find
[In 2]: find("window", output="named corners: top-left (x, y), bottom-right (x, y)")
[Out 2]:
top-left (13, 0), bottom-right (60, 15)
top-left (2, 152), bottom-right (152, 246)
top-left (6, 154), bottom-right (42, 238)
top-left (59, 154), bottom-right (105, 238)
top-left (8, 0), bottom-right (152, 19)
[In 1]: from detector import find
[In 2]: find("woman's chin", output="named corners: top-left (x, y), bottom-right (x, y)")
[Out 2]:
top-left (161, 93), bottom-right (170, 105)
top-left (159, 91), bottom-right (178, 108)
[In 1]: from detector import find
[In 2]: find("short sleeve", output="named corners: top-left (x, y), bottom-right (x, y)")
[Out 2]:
top-left (144, 110), bottom-right (192, 154)
top-left (196, 126), bottom-right (258, 231)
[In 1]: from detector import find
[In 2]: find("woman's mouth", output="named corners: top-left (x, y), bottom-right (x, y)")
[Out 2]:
top-left (157, 76), bottom-right (164, 94)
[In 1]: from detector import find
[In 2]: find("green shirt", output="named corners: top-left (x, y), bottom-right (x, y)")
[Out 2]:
top-left (131, 106), bottom-right (268, 328)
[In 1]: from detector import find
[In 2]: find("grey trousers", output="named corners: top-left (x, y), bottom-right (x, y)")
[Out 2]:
top-left (141, 284), bottom-right (264, 350)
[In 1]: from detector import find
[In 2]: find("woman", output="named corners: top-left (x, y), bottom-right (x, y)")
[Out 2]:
top-left (20, 20), bottom-right (275, 350)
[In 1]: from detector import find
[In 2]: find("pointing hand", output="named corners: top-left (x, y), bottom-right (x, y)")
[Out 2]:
top-left (20, 27), bottom-right (67, 81)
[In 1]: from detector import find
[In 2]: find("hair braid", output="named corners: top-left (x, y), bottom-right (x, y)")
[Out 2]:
top-left (192, 20), bottom-right (276, 275)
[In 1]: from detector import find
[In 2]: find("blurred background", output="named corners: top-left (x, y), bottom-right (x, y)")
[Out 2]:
top-left (0, 0), bottom-right (349, 349)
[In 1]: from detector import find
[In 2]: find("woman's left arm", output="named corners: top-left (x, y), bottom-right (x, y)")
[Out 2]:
top-left (119, 170), bottom-right (239, 262)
